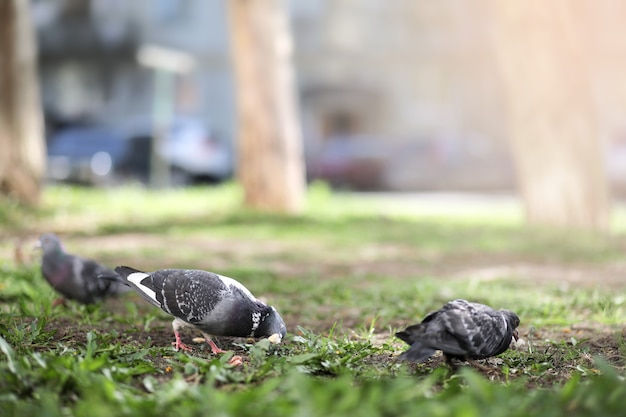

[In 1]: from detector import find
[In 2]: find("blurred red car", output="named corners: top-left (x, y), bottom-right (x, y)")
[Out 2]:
top-left (306, 136), bottom-right (390, 190)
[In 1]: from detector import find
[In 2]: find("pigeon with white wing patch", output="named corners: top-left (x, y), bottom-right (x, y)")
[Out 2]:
top-left (37, 233), bottom-right (127, 305)
top-left (395, 299), bottom-right (519, 367)
top-left (104, 266), bottom-right (286, 358)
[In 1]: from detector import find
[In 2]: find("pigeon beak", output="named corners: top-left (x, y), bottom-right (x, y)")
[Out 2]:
top-left (268, 333), bottom-right (282, 344)
top-left (513, 330), bottom-right (519, 342)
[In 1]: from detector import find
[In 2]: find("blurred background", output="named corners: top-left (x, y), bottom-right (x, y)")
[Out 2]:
top-left (3, 0), bottom-right (626, 229)
top-left (35, 0), bottom-right (517, 191)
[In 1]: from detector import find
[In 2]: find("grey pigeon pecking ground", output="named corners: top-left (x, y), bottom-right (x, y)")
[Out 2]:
top-left (102, 266), bottom-right (286, 361)
top-left (395, 299), bottom-right (520, 367)
top-left (37, 233), bottom-right (127, 305)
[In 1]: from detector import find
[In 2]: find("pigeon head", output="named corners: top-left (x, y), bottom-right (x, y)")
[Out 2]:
top-left (37, 234), bottom-right (64, 255)
top-left (501, 309), bottom-right (520, 341)
top-left (254, 306), bottom-right (286, 343)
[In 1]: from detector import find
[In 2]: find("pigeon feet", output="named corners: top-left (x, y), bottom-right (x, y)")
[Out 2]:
top-left (172, 332), bottom-right (192, 352)
top-left (207, 340), bottom-right (226, 355)
top-left (200, 333), bottom-right (241, 366)
top-left (466, 359), bottom-right (494, 374)
top-left (202, 333), bottom-right (226, 355)
top-left (172, 340), bottom-right (193, 352)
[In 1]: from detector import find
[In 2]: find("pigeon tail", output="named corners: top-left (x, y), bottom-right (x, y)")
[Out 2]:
top-left (97, 271), bottom-right (128, 286)
top-left (395, 329), bottom-right (415, 344)
top-left (113, 266), bottom-right (161, 309)
top-left (114, 266), bottom-right (145, 278)
top-left (397, 340), bottom-right (436, 362)
top-left (396, 329), bottom-right (436, 362)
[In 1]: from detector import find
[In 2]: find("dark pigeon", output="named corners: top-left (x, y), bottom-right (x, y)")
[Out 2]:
top-left (396, 299), bottom-right (520, 364)
top-left (37, 233), bottom-right (126, 304)
top-left (104, 266), bottom-right (287, 355)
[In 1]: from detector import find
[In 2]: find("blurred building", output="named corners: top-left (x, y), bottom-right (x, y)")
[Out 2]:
top-left (34, 0), bottom-right (235, 144)
top-left (31, 0), bottom-right (515, 191)
top-left (289, 1), bottom-right (514, 191)
top-left (32, 0), bottom-right (626, 192)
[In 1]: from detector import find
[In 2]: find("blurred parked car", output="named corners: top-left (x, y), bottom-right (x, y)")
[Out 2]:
top-left (46, 126), bottom-right (150, 185)
top-left (46, 117), bottom-right (233, 187)
top-left (306, 136), bottom-right (390, 190)
top-left (306, 134), bottom-right (515, 191)
top-left (117, 116), bottom-right (233, 185)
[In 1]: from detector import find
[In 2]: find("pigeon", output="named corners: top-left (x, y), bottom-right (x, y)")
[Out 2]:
top-left (395, 299), bottom-right (520, 366)
top-left (36, 233), bottom-right (127, 304)
top-left (102, 266), bottom-right (287, 356)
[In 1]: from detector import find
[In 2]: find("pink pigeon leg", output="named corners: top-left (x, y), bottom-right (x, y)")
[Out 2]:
top-left (202, 332), bottom-right (226, 354)
top-left (171, 319), bottom-right (192, 352)
top-left (201, 332), bottom-right (242, 366)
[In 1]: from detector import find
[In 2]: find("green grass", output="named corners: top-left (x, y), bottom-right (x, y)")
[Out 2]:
top-left (0, 184), bottom-right (625, 416)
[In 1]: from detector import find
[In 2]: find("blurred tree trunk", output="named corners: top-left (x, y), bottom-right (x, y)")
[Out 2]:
top-left (487, 0), bottom-right (609, 231)
top-left (228, 0), bottom-right (305, 213)
top-left (0, 0), bottom-right (45, 205)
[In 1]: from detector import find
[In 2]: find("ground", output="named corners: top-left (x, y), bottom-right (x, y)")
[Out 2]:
top-left (10, 229), bottom-right (626, 383)
top-left (1, 185), bottom-right (625, 416)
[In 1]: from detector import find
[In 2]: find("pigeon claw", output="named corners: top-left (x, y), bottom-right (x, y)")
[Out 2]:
top-left (172, 338), bottom-right (193, 352)
top-left (202, 334), bottom-right (226, 355)
top-left (172, 329), bottom-right (193, 352)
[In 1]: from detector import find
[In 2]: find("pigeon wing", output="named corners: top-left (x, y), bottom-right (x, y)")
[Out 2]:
top-left (155, 269), bottom-right (231, 323)
top-left (464, 310), bottom-right (510, 358)
top-left (438, 301), bottom-right (509, 358)
top-left (120, 268), bottom-right (231, 323)
top-left (424, 308), bottom-right (472, 357)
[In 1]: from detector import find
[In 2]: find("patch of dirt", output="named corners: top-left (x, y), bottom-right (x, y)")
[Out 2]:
top-left (41, 311), bottom-right (253, 385)
top-left (7, 232), bottom-right (626, 290)
top-left (450, 261), bottom-right (626, 290)
top-left (35, 306), bottom-right (625, 388)
top-left (86, 234), bottom-right (626, 290)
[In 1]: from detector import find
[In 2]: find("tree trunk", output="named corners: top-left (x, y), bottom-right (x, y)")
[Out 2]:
top-left (0, 0), bottom-right (45, 205)
top-left (487, 0), bottom-right (609, 231)
top-left (227, 0), bottom-right (306, 213)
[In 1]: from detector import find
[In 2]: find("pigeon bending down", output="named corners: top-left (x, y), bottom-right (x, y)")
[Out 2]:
top-left (395, 299), bottom-right (520, 366)
top-left (37, 233), bottom-right (127, 305)
top-left (103, 266), bottom-right (287, 357)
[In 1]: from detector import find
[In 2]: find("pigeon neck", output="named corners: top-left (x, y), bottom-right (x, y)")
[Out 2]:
top-left (51, 247), bottom-right (66, 260)
top-left (42, 249), bottom-right (71, 287)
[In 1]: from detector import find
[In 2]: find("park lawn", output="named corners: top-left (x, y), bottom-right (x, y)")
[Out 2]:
top-left (0, 183), bottom-right (625, 416)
